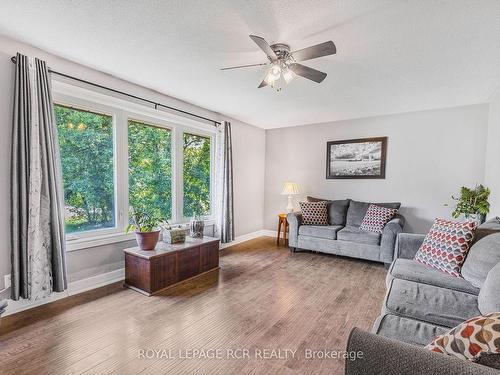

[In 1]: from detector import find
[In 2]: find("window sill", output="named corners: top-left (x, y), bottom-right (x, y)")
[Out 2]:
top-left (66, 220), bottom-right (216, 252)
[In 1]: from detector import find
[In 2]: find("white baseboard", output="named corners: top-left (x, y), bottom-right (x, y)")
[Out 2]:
top-left (260, 230), bottom-right (278, 237)
top-left (4, 230), bottom-right (277, 317)
top-left (4, 268), bottom-right (125, 316)
top-left (219, 229), bottom-right (277, 249)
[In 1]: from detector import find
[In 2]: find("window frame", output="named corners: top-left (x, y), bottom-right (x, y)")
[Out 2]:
top-left (53, 80), bottom-right (217, 251)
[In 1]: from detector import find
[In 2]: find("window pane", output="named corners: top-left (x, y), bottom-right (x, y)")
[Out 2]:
top-left (55, 105), bottom-right (115, 233)
top-left (128, 120), bottom-right (172, 220)
top-left (183, 133), bottom-right (211, 217)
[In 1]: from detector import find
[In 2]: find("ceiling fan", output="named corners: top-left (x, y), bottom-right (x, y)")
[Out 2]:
top-left (221, 35), bottom-right (336, 91)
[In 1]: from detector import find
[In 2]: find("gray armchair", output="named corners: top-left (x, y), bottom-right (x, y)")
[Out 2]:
top-left (345, 328), bottom-right (498, 375)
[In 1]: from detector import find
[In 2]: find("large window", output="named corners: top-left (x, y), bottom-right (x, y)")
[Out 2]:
top-left (54, 86), bottom-right (215, 248)
top-left (54, 87), bottom-right (215, 249)
top-left (183, 133), bottom-right (211, 218)
top-left (55, 105), bottom-right (115, 234)
top-left (128, 120), bottom-right (173, 220)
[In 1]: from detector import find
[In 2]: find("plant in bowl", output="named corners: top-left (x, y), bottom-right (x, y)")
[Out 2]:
top-left (448, 184), bottom-right (490, 224)
top-left (127, 207), bottom-right (166, 251)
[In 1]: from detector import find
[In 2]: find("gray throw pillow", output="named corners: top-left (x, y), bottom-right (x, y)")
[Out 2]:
top-left (462, 233), bottom-right (500, 288)
top-left (306, 196), bottom-right (350, 226)
top-left (478, 261), bottom-right (500, 314)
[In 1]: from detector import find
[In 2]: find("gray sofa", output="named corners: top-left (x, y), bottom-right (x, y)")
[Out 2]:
top-left (345, 219), bottom-right (500, 374)
top-left (287, 199), bottom-right (404, 266)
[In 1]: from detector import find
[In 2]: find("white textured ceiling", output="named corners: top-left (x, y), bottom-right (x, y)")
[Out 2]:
top-left (1, 0), bottom-right (500, 129)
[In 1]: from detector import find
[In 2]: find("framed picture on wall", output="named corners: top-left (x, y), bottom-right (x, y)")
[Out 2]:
top-left (326, 137), bottom-right (387, 179)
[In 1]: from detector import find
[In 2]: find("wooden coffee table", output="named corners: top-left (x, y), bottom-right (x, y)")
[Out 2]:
top-left (124, 236), bottom-right (220, 296)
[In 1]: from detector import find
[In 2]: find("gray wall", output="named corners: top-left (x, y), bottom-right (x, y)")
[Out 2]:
top-left (485, 90), bottom-right (500, 217)
top-left (264, 105), bottom-right (489, 234)
top-left (0, 35), bottom-right (265, 290)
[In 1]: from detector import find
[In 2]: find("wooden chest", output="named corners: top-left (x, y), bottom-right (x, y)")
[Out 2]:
top-left (124, 236), bottom-right (220, 296)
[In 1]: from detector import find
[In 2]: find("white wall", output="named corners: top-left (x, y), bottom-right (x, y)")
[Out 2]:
top-left (485, 90), bottom-right (500, 217)
top-left (0, 35), bottom-right (265, 290)
top-left (264, 105), bottom-right (489, 234)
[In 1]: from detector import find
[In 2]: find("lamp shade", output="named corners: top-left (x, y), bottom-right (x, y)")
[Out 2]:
top-left (281, 182), bottom-right (299, 195)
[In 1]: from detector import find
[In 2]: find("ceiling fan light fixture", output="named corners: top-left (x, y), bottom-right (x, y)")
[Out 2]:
top-left (265, 63), bottom-right (281, 83)
top-left (221, 35), bottom-right (336, 90)
top-left (282, 67), bottom-right (295, 83)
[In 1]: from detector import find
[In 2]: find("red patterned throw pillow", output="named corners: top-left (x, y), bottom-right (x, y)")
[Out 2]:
top-left (426, 313), bottom-right (500, 363)
top-left (299, 201), bottom-right (328, 226)
top-left (359, 204), bottom-right (398, 233)
top-left (414, 218), bottom-right (477, 277)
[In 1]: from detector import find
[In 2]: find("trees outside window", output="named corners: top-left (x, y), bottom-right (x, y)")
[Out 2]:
top-left (183, 133), bottom-right (211, 218)
top-left (128, 120), bottom-right (172, 220)
top-left (55, 105), bottom-right (115, 233)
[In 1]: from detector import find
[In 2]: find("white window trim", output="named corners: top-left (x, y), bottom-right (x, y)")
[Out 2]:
top-left (53, 80), bottom-right (217, 252)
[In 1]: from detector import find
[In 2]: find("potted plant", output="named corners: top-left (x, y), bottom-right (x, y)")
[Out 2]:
top-left (127, 207), bottom-right (166, 251)
top-left (448, 184), bottom-right (490, 224)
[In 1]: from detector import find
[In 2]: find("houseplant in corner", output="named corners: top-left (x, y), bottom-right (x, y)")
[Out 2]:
top-left (127, 207), bottom-right (166, 251)
top-left (449, 184), bottom-right (490, 224)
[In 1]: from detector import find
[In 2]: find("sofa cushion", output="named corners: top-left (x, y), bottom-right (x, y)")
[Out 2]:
top-left (306, 196), bottom-right (351, 226)
top-left (328, 199), bottom-right (350, 226)
top-left (426, 313), bottom-right (500, 365)
top-left (478, 261), bottom-right (500, 314)
top-left (373, 313), bottom-right (449, 346)
top-left (299, 201), bottom-right (328, 226)
top-left (337, 226), bottom-right (381, 245)
top-left (475, 217), bottom-right (500, 243)
top-left (298, 225), bottom-right (343, 240)
top-left (360, 204), bottom-right (398, 234)
top-left (414, 218), bottom-right (477, 278)
top-left (384, 278), bottom-right (481, 328)
top-left (462, 233), bottom-right (500, 288)
top-left (387, 259), bottom-right (480, 295)
top-left (346, 200), bottom-right (401, 227)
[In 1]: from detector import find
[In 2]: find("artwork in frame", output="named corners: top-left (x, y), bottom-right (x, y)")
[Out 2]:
top-left (326, 137), bottom-right (387, 179)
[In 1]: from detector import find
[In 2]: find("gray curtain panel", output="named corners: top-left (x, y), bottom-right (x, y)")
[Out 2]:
top-left (10, 53), bottom-right (67, 301)
top-left (220, 121), bottom-right (234, 243)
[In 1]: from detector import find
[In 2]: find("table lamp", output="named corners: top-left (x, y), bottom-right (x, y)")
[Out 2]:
top-left (281, 182), bottom-right (300, 213)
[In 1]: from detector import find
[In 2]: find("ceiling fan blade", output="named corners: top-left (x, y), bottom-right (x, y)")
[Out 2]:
top-left (291, 41), bottom-right (336, 62)
top-left (289, 63), bottom-right (327, 83)
top-left (249, 35), bottom-right (277, 61)
top-left (220, 62), bottom-right (267, 71)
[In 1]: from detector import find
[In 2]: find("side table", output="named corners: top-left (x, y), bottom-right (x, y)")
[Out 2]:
top-left (277, 213), bottom-right (288, 246)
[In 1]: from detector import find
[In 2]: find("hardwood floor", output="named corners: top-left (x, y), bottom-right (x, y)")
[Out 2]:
top-left (0, 237), bottom-right (387, 375)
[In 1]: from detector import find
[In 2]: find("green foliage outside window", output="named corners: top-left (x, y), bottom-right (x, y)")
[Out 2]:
top-left (55, 105), bottom-right (115, 233)
top-left (128, 120), bottom-right (173, 220)
top-left (56, 105), bottom-right (211, 234)
top-left (183, 133), bottom-right (211, 218)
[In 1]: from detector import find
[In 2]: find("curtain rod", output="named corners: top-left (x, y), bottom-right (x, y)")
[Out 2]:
top-left (10, 56), bottom-right (221, 126)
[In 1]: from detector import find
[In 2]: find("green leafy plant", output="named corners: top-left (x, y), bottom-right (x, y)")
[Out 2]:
top-left (449, 184), bottom-right (490, 220)
top-left (126, 207), bottom-right (167, 233)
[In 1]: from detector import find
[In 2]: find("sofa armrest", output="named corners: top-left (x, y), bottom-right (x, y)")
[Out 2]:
top-left (345, 328), bottom-right (498, 375)
top-left (395, 233), bottom-right (426, 260)
top-left (287, 212), bottom-right (302, 248)
top-left (380, 214), bottom-right (405, 263)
